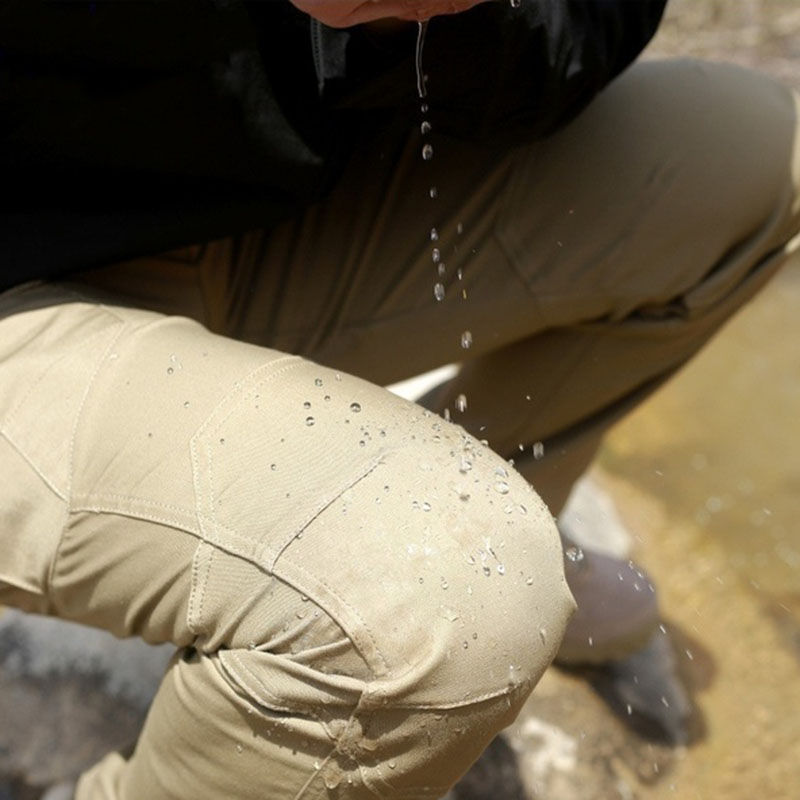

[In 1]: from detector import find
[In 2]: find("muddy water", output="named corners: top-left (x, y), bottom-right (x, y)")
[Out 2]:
top-left (594, 261), bottom-right (800, 799)
top-left (602, 263), bottom-right (800, 616)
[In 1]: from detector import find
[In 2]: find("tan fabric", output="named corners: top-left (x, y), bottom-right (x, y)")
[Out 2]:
top-left (1, 58), bottom-right (799, 798)
top-left (0, 285), bottom-right (573, 799)
top-left (76, 60), bottom-right (800, 514)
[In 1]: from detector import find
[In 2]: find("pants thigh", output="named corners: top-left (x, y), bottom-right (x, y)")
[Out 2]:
top-left (73, 60), bottom-right (800, 389)
top-left (0, 283), bottom-right (574, 799)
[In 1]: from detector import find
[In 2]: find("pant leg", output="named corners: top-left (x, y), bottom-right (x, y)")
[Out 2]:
top-left (0, 284), bottom-right (573, 799)
top-left (72, 60), bottom-right (800, 517)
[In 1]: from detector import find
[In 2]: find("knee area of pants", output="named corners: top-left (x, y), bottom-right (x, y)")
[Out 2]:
top-left (191, 361), bottom-right (573, 703)
top-left (284, 403), bottom-right (576, 708)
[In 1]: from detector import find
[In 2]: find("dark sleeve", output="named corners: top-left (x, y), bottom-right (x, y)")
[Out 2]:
top-left (342, 0), bottom-right (668, 142)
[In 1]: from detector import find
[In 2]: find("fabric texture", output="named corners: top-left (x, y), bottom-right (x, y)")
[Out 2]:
top-left (1, 30), bottom-right (799, 800)
top-left (0, 285), bottom-right (574, 799)
top-left (74, 59), bottom-right (800, 514)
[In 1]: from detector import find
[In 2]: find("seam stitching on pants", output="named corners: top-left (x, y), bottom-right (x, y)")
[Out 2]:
top-left (0, 429), bottom-right (66, 501)
top-left (49, 316), bottom-right (127, 598)
top-left (277, 552), bottom-right (391, 677)
top-left (195, 545), bottom-right (216, 636)
top-left (224, 650), bottom-right (316, 712)
top-left (265, 453), bottom-right (387, 571)
top-left (71, 492), bottom-right (199, 519)
top-left (1, 321), bottom-right (117, 498)
top-left (188, 543), bottom-right (204, 637)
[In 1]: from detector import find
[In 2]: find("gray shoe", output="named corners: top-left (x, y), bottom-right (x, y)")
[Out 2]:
top-left (555, 537), bottom-right (660, 665)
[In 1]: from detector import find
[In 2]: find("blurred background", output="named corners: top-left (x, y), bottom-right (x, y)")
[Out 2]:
top-left (496, 2), bottom-right (800, 798)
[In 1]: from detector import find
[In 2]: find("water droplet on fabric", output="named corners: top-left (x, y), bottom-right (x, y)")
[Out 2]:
top-left (422, 502), bottom-right (432, 512)
top-left (167, 367), bottom-right (174, 375)
top-left (565, 545), bottom-right (584, 562)
top-left (455, 394), bottom-right (467, 413)
top-left (183, 400), bottom-right (190, 408)
top-left (324, 394), bottom-right (331, 402)
top-left (315, 378), bottom-right (323, 386)
top-left (497, 564), bottom-right (506, 575)
top-left (440, 577), bottom-right (449, 590)
top-left (495, 482), bottom-right (510, 495)
top-left (236, 743), bottom-right (243, 754)
top-left (482, 565), bottom-right (491, 577)
top-left (388, 761), bottom-right (397, 770)
top-left (303, 400), bottom-right (311, 409)
top-left (305, 416), bottom-right (315, 426)
top-left (459, 457), bottom-right (472, 474)
top-left (461, 330), bottom-right (473, 349)
top-left (350, 402), bottom-right (361, 413)
top-left (495, 466), bottom-right (508, 478)
top-left (422, 143), bottom-right (434, 160)
top-left (434, 283), bottom-right (445, 301)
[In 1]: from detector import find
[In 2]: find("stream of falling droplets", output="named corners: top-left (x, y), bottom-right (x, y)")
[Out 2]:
top-left (416, 17), bottom-right (475, 417)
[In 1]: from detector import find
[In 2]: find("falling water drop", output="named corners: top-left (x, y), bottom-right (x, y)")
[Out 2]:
top-left (461, 330), bottom-right (473, 349)
top-left (510, 0), bottom-right (521, 7)
top-left (565, 545), bottom-right (585, 563)
top-left (437, 263), bottom-right (446, 277)
top-left (415, 21), bottom-right (429, 98)
top-left (433, 283), bottom-right (446, 301)
top-left (430, 227), bottom-right (439, 241)
top-left (422, 143), bottom-right (434, 161)
top-left (455, 394), bottom-right (468, 413)
top-left (429, 186), bottom-right (438, 199)
top-left (421, 120), bottom-right (432, 135)
top-left (532, 441), bottom-right (545, 460)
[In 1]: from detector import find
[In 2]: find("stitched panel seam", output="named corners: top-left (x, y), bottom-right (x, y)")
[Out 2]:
top-left (263, 452), bottom-right (387, 571)
top-left (48, 317), bottom-right (126, 599)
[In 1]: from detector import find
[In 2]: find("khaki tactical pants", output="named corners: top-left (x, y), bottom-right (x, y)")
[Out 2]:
top-left (1, 60), bottom-right (799, 798)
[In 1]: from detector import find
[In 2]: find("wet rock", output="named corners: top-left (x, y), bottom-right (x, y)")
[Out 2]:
top-left (450, 734), bottom-right (527, 800)
top-left (575, 630), bottom-right (694, 747)
top-left (0, 609), bottom-right (171, 795)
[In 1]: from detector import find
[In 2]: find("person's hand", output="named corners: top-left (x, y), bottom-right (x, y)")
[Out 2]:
top-left (289, 0), bottom-right (490, 28)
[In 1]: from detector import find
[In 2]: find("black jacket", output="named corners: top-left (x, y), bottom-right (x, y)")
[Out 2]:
top-left (0, 0), bottom-right (666, 291)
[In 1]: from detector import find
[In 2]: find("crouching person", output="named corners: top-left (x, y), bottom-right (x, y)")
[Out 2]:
top-left (0, 285), bottom-right (574, 799)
